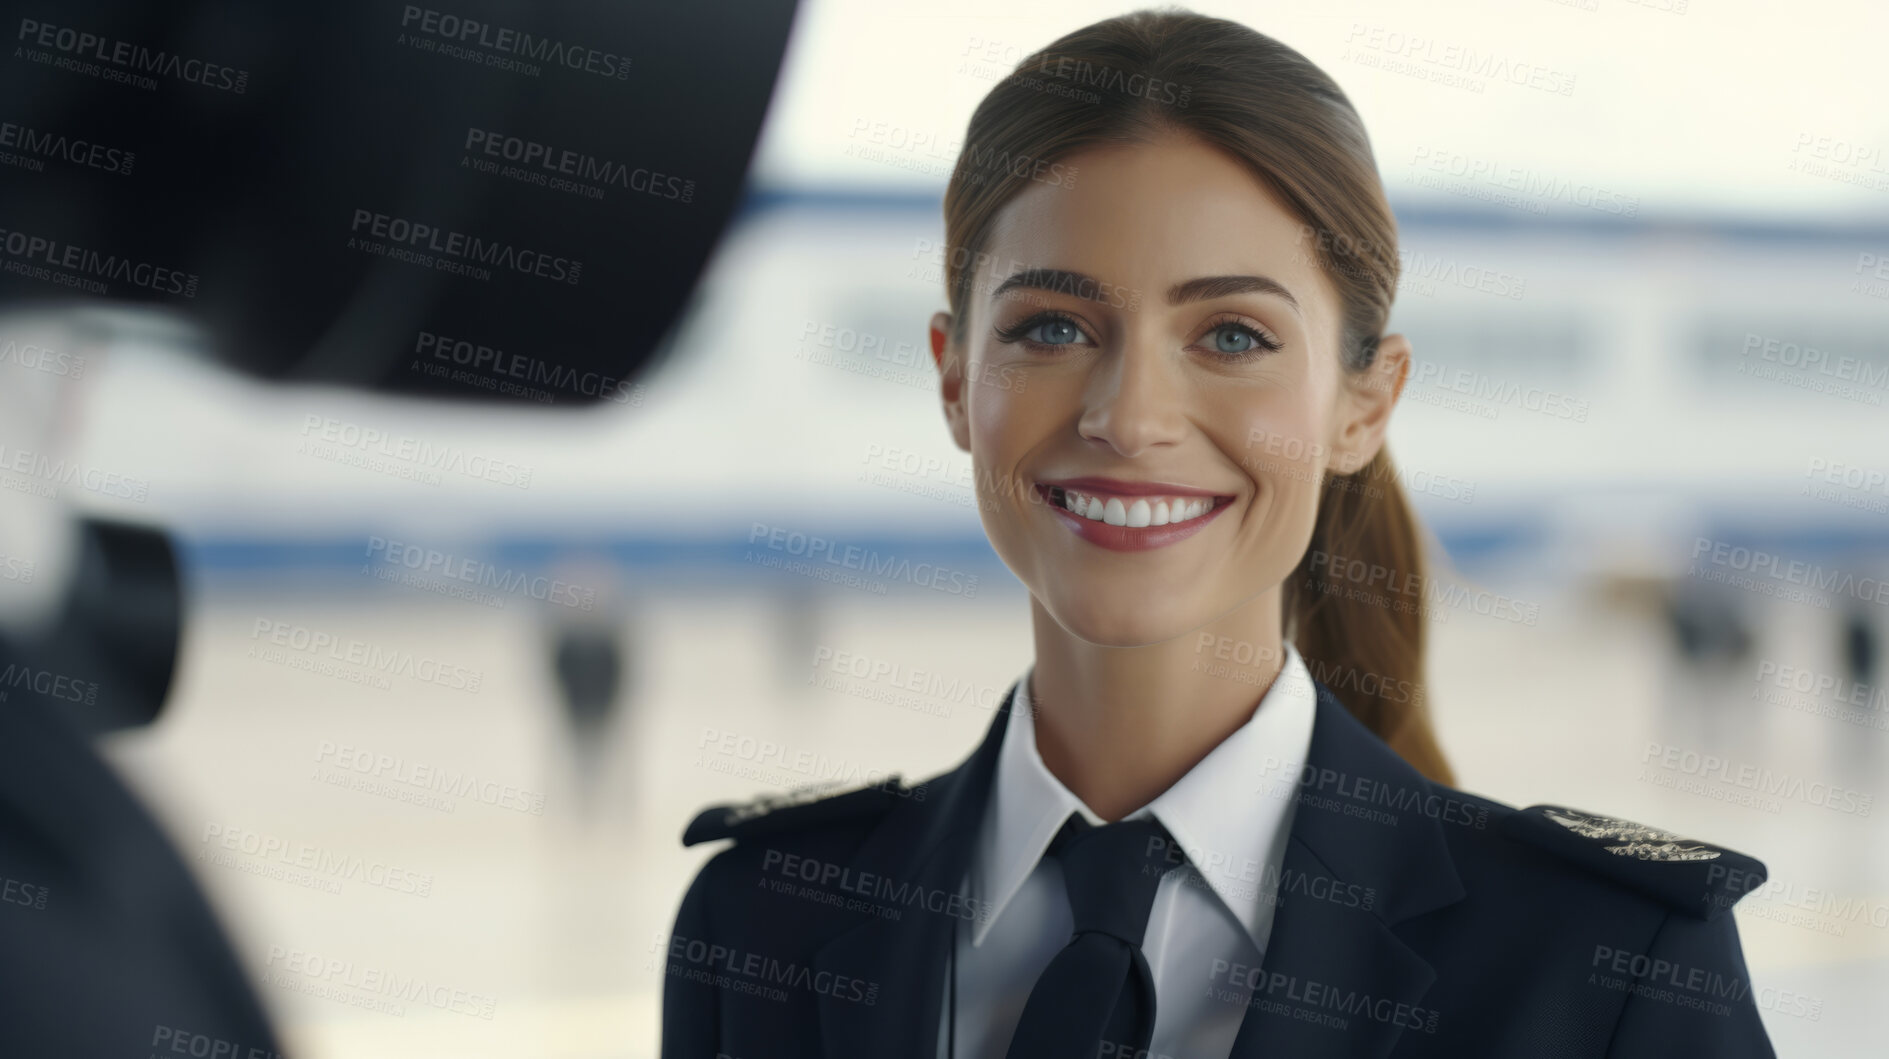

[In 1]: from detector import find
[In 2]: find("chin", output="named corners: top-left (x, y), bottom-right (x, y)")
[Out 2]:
top-left (1046, 589), bottom-right (1199, 649)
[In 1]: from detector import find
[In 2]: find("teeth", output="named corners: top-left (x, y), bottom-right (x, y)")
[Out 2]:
top-left (1055, 488), bottom-right (1216, 527)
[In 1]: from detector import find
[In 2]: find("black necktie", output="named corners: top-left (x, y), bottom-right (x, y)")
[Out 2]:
top-left (1004, 814), bottom-right (1177, 1059)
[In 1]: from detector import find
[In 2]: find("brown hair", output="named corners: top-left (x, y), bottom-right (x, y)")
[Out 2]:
top-left (940, 7), bottom-right (1454, 785)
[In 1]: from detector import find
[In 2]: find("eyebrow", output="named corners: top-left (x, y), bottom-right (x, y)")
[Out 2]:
top-left (1167, 274), bottom-right (1300, 316)
top-left (989, 267), bottom-right (1301, 317)
top-left (990, 268), bottom-right (1117, 305)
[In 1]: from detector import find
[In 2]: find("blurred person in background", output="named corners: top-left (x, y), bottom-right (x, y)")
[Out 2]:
top-left (663, 10), bottom-right (1776, 1058)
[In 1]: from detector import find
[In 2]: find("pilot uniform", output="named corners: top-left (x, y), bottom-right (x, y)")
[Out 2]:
top-left (661, 654), bottom-right (1777, 1058)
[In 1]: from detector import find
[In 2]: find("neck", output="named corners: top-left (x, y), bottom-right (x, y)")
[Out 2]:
top-left (1026, 589), bottom-right (1288, 822)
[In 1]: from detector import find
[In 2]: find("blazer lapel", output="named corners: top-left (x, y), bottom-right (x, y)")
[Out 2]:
top-left (1229, 682), bottom-right (1466, 1059)
top-left (812, 683), bottom-right (1017, 1059)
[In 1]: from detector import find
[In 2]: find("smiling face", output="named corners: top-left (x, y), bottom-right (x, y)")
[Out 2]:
top-left (930, 129), bottom-right (1408, 647)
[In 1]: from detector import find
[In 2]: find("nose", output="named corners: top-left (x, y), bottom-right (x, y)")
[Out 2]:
top-left (1075, 340), bottom-right (1187, 458)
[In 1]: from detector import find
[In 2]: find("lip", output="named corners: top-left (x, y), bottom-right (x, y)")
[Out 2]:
top-left (1037, 476), bottom-right (1226, 498)
top-left (1034, 481), bottom-right (1234, 552)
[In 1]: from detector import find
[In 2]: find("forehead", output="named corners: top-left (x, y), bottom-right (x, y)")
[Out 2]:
top-left (977, 131), bottom-right (1339, 325)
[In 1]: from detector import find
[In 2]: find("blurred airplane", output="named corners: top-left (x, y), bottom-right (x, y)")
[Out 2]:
top-left (115, 191), bottom-right (1886, 683)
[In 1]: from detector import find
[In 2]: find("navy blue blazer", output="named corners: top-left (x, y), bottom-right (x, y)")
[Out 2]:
top-left (662, 679), bottom-right (1778, 1058)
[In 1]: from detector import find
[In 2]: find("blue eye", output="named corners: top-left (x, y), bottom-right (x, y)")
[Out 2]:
top-left (1211, 325), bottom-right (1256, 354)
top-left (1028, 317), bottom-right (1082, 345)
top-left (1199, 320), bottom-right (1283, 358)
top-left (995, 312), bottom-right (1089, 348)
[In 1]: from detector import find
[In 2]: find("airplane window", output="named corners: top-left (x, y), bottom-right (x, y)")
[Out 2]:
top-left (1692, 318), bottom-right (1889, 394)
top-left (1394, 310), bottom-right (1594, 386)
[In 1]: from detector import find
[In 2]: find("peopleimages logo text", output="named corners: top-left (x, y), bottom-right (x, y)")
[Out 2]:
top-left (348, 210), bottom-right (582, 286)
top-left (399, 6), bottom-right (630, 80)
top-left (15, 19), bottom-right (249, 92)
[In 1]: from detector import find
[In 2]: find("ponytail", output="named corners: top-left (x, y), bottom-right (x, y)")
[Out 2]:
top-left (1286, 447), bottom-right (1455, 786)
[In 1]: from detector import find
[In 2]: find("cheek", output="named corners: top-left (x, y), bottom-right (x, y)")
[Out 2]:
top-left (963, 356), bottom-right (1045, 516)
top-left (965, 347), bottom-right (1056, 467)
top-left (1223, 393), bottom-right (1331, 537)
top-left (966, 371), bottom-right (1016, 446)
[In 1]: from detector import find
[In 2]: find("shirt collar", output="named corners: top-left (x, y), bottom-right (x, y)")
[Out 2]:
top-left (968, 642), bottom-right (1319, 949)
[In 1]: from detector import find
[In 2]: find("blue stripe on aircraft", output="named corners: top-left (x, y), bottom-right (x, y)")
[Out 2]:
top-left (733, 185), bottom-right (1889, 246)
top-left (176, 518), bottom-right (1889, 576)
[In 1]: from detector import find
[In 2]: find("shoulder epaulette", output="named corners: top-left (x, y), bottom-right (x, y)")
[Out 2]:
top-left (682, 776), bottom-right (914, 847)
top-left (1499, 804), bottom-right (1767, 920)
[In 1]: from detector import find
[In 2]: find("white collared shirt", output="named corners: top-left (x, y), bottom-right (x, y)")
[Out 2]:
top-left (939, 642), bottom-right (1320, 1059)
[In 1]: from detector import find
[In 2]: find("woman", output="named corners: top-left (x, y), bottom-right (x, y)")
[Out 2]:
top-left (662, 10), bottom-right (1775, 1058)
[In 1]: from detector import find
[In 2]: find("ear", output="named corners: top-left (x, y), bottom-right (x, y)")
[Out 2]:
top-left (931, 310), bottom-right (972, 453)
top-left (1329, 332), bottom-right (1409, 476)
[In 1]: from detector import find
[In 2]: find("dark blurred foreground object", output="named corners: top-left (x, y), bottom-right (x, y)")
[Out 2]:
top-left (0, 0), bottom-right (800, 1052)
top-left (10, 518), bottom-right (181, 736)
top-left (0, 0), bottom-right (796, 401)
top-left (0, 520), bottom-right (284, 1055)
